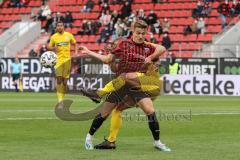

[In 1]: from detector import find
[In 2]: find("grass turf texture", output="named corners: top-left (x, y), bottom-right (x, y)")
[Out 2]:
top-left (0, 92), bottom-right (240, 160)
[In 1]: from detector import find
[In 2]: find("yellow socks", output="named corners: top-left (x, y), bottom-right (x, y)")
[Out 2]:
top-left (56, 84), bottom-right (65, 102)
top-left (107, 109), bottom-right (122, 142)
top-left (96, 76), bottom-right (125, 97)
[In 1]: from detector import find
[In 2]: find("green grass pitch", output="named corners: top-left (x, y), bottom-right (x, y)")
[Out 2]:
top-left (0, 92), bottom-right (240, 160)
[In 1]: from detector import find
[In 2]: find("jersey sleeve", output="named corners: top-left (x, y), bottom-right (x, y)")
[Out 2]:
top-left (48, 36), bottom-right (55, 47)
top-left (104, 38), bottom-right (124, 55)
top-left (70, 33), bottom-right (76, 44)
top-left (145, 41), bottom-right (157, 54)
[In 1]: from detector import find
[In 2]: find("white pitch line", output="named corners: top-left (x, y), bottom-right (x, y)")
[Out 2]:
top-left (192, 112), bottom-right (240, 116)
top-left (0, 117), bottom-right (57, 121)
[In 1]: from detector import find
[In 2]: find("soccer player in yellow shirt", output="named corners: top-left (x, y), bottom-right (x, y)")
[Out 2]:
top-left (48, 21), bottom-right (78, 108)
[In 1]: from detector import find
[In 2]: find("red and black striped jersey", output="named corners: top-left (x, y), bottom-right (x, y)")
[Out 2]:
top-left (109, 38), bottom-right (157, 75)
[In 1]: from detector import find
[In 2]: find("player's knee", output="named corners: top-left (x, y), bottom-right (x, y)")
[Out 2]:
top-left (63, 79), bottom-right (68, 86)
top-left (100, 111), bottom-right (110, 118)
top-left (116, 103), bottom-right (128, 111)
top-left (56, 78), bottom-right (62, 85)
top-left (124, 72), bottom-right (138, 80)
top-left (144, 109), bottom-right (155, 115)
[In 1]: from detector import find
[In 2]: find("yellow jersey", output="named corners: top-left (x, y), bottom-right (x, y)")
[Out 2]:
top-left (49, 31), bottom-right (76, 61)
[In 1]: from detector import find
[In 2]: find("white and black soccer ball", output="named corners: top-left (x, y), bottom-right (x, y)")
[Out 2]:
top-left (40, 51), bottom-right (57, 68)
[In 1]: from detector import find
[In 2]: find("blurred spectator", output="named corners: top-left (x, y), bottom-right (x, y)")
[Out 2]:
top-left (152, 0), bottom-right (161, 5)
top-left (99, 0), bottom-right (109, 5)
top-left (108, 20), bottom-right (115, 35)
top-left (127, 10), bottom-right (137, 25)
top-left (97, 25), bottom-right (111, 43)
top-left (9, 0), bottom-right (21, 7)
top-left (112, 19), bottom-right (124, 40)
top-left (81, 0), bottom-right (94, 13)
top-left (122, 25), bottom-right (131, 38)
top-left (218, 0), bottom-right (230, 29)
top-left (121, 1), bottom-right (132, 19)
top-left (184, 20), bottom-right (198, 35)
top-left (52, 12), bottom-right (65, 29)
top-left (78, 20), bottom-right (92, 35)
top-left (101, 2), bottom-right (110, 14)
top-left (29, 49), bottom-right (38, 57)
top-left (162, 18), bottom-right (170, 33)
top-left (91, 20), bottom-right (102, 35)
top-left (111, 10), bottom-right (120, 25)
top-left (151, 20), bottom-right (162, 36)
top-left (201, 2), bottom-right (212, 17)
top-left (39, 44), bottom-right (48, 57)
top-left (137, 9), bottom-right (147, 22)
top-left (162, 32), bottom-right (171, 50)
top-left (192, 1), bottom-right (204, 18)
top-left (230, 0), bottom-right (240, 16)
top-left (197, 17), bottom-right (205, 34)
top-left (112, 0), bottom-right (120, 5)
top-left (100, 10), bottom-right (112, 25)
top-left (20, 0), bottom-right (30, 7)
top-left (64, 11), bottom-right (74, 28)
top-left (147, 10), bottom-right (158, 25)
top-left (38, 4), bottom-right (51, 21)
top-left (150, 33), bottom-right (158, 43)
top-left (235, 1), bottom-right (240, 15)
top-left (44, 15), bottom-right (54, 33)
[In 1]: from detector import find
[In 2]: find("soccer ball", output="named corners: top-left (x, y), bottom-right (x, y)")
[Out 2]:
top-left (40, 51), bottom-right (57, 68)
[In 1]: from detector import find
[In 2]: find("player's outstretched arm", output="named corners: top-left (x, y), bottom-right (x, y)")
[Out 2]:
top-left (145, 42), bottom-right (166, 63)
top-left (73, 42), bottom-right (79, 55)
top-left (47, 37), bottom-right (57, 52)
top-left (79, 46), bottom-right (113, 63)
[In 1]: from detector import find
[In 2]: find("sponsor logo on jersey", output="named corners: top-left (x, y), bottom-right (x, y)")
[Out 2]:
top-left (57, 42), bottom-right (69, 46)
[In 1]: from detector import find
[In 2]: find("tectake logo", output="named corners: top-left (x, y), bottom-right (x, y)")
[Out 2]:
top-left (163, 75), bottom-right (240, 96)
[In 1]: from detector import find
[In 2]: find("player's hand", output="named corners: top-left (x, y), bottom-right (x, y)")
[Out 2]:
top-left (79, 46), bottom-right (89, 54)
top-left (144, 57), bottom-right (152, 65)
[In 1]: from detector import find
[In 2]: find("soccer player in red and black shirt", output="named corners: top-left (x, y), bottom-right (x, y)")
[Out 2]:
top-left (80, 20), bottom-right (171, 151)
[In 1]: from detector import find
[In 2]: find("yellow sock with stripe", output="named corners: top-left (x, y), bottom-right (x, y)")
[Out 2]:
top-left (96, 76), bottom-right (125, 97)
top-left (108, 109), bottom-right (122, 142)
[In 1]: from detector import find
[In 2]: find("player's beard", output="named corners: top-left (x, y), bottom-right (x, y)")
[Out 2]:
top-left (57, 29), bottom-right (64, 34)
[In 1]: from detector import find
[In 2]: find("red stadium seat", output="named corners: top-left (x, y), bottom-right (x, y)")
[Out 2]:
top-left (197, 34), bottom-right (212, 42)
top-left (71, 28), bottom-right (78, 35)
top-left (0, 0), bottom-right (229, 58)
top-left (110, 5), bottom-right (121, 11)
top-left (73, 20), bottom-right (82, 27)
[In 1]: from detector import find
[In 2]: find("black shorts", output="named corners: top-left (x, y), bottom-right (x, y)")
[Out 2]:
top-left (105, 85), bottom-right (150, 104)
top-left (12, 74), bottom-right (20, 81)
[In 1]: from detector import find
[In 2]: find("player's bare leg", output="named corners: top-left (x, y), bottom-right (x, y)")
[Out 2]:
top-left (137, 97), bottom-right (171, 152)
top-left (13, 79), bottom-right (19, 92)
top-left (56, 76), bottom-right (65, 109)
top-left (80, 72), bottom-right (141, 103)
top-left (85, 101), bottom-right (116, 150)
top-left (94, 96), bottom-right (135, 149)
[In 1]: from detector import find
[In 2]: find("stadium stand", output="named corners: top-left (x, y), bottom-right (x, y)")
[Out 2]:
top-left (0, 0), bottom-right (42, 35)
top-left (0, 0), bottom-right (239, 57)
